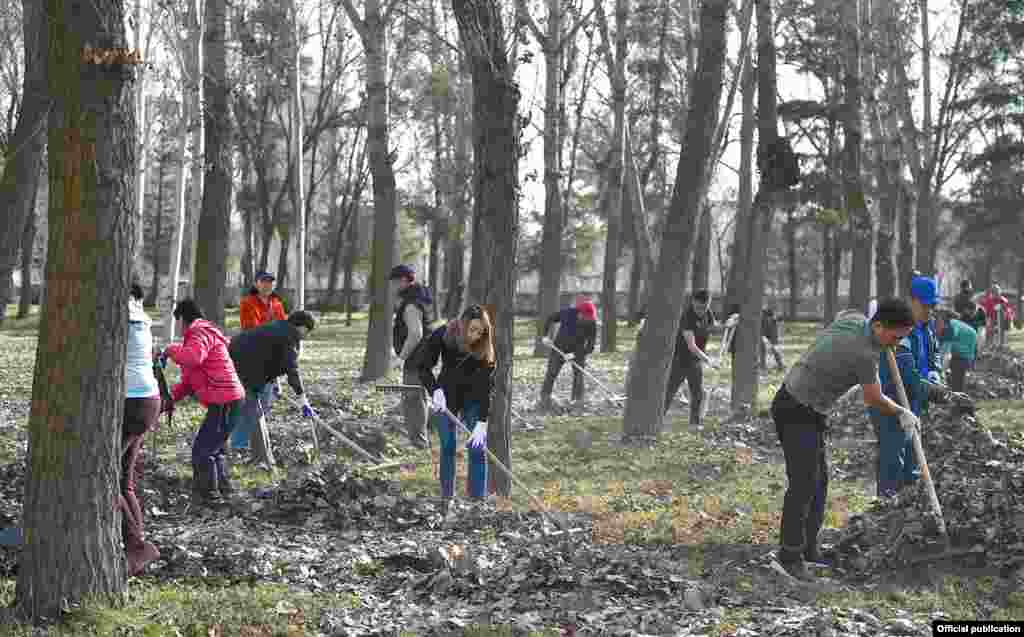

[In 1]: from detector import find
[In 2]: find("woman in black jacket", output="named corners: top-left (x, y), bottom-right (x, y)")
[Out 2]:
top-left (415, 305), bottom-right (497, 508)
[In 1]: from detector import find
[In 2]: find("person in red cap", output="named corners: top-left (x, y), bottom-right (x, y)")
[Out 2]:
top-left (538, 296), bottom-right (598, 409)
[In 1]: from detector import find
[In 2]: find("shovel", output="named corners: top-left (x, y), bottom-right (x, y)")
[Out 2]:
top-left (884, 348), bottom-right (954, 561)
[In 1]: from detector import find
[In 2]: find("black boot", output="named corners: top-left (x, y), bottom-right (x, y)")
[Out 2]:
top-left (215, 455), bottom-right (234, 497)
top-left (191, 463), bottom-right (220, 504)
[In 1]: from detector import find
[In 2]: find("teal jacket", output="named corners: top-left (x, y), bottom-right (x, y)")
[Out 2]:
top-left (938, 318), bottom-right (977, 362)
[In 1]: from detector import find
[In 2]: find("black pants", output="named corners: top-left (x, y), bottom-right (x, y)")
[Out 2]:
top-left (771, 384), bottom-right (829, 562)
top-left (949, 354), bottom-right (971, 394)
top-left (665, 359), bottom-right (703, 425)
top-left (540, 350), bottom-right (586, 401)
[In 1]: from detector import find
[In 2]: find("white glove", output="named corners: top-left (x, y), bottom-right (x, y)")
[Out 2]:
top-left (391, 355), bottom-right (405, 370)
top-left (468, 421), bottom-right (487, 448)
top-left (564, 352), bottom-right (575, 361)
top-left (898, 408), bottom-right (920, 435)
top-left (431, 388), bottom-right (447, 413)
top-left (541, 336), bottom-right (553, 346)
top-left (725, 314), bottom-right (740, 328)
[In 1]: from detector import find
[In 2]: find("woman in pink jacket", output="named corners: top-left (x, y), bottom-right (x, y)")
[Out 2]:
top-left (160, 299), bottom-right (245, 502)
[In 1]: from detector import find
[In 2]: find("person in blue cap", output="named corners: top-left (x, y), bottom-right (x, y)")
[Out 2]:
top-left (869, 275), bottom-right (947, 497)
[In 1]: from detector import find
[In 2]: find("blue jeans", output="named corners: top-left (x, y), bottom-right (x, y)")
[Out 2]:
top-left (434, 401), bottom-right (487, 498)
top-left (230, 383), bottom-right (274, 450)
top-left (873, 413), bottom-right (919, 497)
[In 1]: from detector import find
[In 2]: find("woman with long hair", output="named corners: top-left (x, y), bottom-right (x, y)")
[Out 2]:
top-left (414, 305), bottom-right (497, 514)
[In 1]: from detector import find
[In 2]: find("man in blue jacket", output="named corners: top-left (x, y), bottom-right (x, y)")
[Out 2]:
top-left (869, 275), bottom-right (946, 498)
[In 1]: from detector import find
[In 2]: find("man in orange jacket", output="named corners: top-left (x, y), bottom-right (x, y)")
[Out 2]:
top-left (232, 271), bottom-right (287, 452)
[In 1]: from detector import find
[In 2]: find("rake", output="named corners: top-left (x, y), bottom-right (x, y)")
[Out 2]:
top-left (375, 384), bottom-right (572, 534)
top-left (541, 341), bottom-right (625, 404)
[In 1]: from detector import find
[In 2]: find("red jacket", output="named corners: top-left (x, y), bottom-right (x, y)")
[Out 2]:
top-left (979, 292), bottom-right (1016, 326)
top-left (166, 319), bottom-right (245, 406)
top-left (239, 292), bottom-right (286, 330)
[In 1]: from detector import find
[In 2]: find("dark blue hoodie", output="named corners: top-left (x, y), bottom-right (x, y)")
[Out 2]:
top-left (394, 283), bottom-right (434, 355)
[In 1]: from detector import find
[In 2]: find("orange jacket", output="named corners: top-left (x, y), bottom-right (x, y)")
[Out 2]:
top-left (239, 292), bottom-right (286, 329)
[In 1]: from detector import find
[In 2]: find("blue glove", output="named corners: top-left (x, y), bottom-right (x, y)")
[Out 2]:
top-left (273, 381), bottom-right (282, 399)
top-left (301, 396), bottom-right (316, 419)
top-left (468, 421), bottom-right (487, 449)
top-left (158, 350), bottom-right (169, 369)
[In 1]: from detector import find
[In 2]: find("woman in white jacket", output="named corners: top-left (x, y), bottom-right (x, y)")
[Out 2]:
top-left (122, 283), bottom-right (162, 575)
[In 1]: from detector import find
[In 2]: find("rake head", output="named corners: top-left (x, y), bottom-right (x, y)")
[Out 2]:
top-left (375, 384), bottom-right (425, 395)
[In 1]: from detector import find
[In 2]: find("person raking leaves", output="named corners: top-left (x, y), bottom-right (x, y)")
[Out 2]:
top-left (538, 296), bottom-right (597, 410)
top-left (414, 304), bottom-right (496, 517)
top-left (869, 275), bottom-right (948, 498)
top-left (664, 289), bottom-right (719, 425)
top-left (231, 271), bottom-right (288, 452)
top-left (228, 310), bottom-right (319, 465)
top-left (157, 299), bottom-right (245, 503)
top-left (770, 298), bottom-right (921, 581)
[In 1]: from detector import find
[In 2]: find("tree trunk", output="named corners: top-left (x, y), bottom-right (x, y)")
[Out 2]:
top-left (451, 0), bottom-right (520, 496)
top-left (622, 0), bottom-right (729, 439)
top-left (186, 3), bottom-right (205, 297)
top-left (344, 209), bottom-right (358, 325)
top-left (276, 227), bottom-right (291, 291)
top-left (785, 212), bottom-right (798, 318)
top-left (241, 156), bottom-right (256, 286)
top-left (866, 0), bottom-right (896, 300)
top-left (341, 0), bottom-right (399, 381)
top-left (725, 51), bottom-right (755, 312)
top-left (0, 0), bottom-right (47, 325)
top-left (915, 0), bottom-right (934, 275)
top-left (166, 1), bottom-right (202, 341)
top-left (147, 158), bottom-right (166, 306)
top-left (691, 203), bottom-right (711, 292)
top-left (443, 67), bottom-right (471, 318)
top-left (17, 167), bottom-right (41, 319)
top-left (17, 0), bottom-right (135, 618)
top-left (192, 0), bottom-right (231, 328)
top-left (731, 0), bottom-right (781, 413)
top-left (625, 126), bottom-right (655, 319)
top-left (533, 0), bottom-right (566, 357)
top-left (841, 0), bottom-right (871, 312)
top-left (291, 0), bottom-right (306, 309)
top-left (598, 0), bottom-right (628, 353)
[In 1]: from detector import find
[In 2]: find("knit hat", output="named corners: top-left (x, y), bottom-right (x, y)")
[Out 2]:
top-left (576, 299), bottom-right (598, 321)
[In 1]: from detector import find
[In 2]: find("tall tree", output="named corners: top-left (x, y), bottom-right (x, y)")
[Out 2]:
top-left (841, 0), bottom-right (871, 312)
top-left (595, 0), bottom-right (629, 352)
top-left (451, 0), bottom-right (520, 495)
top-left (17, 0), bottom-right (136, 618)
top-left (517, 0), bottom-right (595, 356)
top-left (340, 0), bottom-right (400, 381)
top-left (725, 46), bottom-right (756, 313)
top-left (622, 0), bottom-right (729, 439)
top-left (193, 0), bottom-right (232, 327)
top-left (0, 0), bottom-right (46, 326)
top-left (731, 0), bottom-right (788, 412)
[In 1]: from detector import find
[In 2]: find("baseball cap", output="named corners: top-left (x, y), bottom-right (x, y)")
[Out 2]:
top-left (389, 264), bottom-right (415, 280)
top-left (255, 271), bottom-right (275, 281)
top-left (576, 299), bottom-right (597, 321)
top-left (910, 276), bottom-right (939, 306)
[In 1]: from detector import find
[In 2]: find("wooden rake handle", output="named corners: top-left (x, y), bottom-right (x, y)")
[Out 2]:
top-left (885, 348), bottom-right (947, 537)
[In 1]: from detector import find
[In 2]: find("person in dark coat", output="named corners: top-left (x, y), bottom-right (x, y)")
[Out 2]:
top-left (389, 264), bottom-right (434, 448)
top-left (761, 307), bottom-right (784, 370)
top-left (953, 280), bottom-right (976, 322)
top-left (415, 304), bottom-right (497, 511)
top-left (538, 297), bottom-right (598, 409)
top-left (228, 311), bottom-right (318, 464)
top-left (665, 289), bottom-right (719, 424)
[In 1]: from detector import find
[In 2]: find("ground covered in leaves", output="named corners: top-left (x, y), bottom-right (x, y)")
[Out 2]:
top-left (1, 309), bottom-right (1024, 635)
